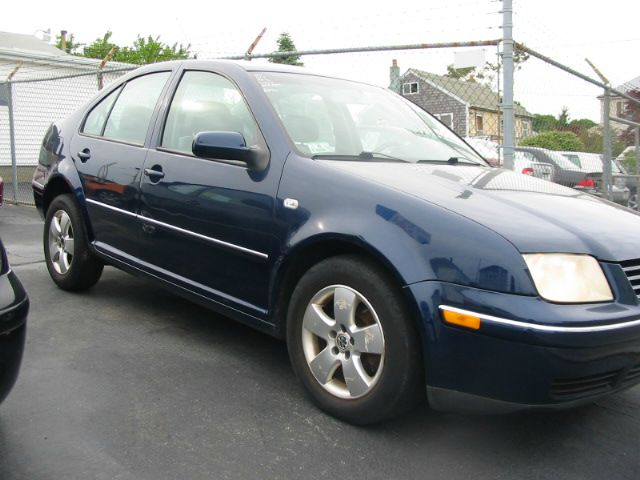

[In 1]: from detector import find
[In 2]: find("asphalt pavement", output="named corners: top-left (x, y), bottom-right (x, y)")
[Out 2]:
top-left (0, 203), bottom-right (638, 480)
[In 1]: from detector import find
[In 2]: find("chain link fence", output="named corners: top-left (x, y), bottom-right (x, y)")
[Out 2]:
top-left (0, 63), bottom-right (134, 204)
top-left (0, 39), bottom-right (639, 208)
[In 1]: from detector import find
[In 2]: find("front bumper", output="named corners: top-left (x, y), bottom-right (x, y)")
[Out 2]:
top-left (406, 280), bottom-right (640, 413)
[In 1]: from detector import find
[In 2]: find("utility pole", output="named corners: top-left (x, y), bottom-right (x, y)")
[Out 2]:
top-left (501, 0), bottom-right (515, 170)
top-left (586, 58), bottom-right (613, 200)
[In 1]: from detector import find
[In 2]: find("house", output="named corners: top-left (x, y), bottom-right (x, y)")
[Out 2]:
top-left (0, 31), bottom-right (132, 171)
top-left (599, 75), bottom-right (640, 132)
top-left (391, 63), bottom-right (533, 143)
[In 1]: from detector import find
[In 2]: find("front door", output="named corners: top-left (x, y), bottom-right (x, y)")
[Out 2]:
top-left (71, 71), bottom-right (171, 258)
top-left (138, 70), bottom-right (277, 314)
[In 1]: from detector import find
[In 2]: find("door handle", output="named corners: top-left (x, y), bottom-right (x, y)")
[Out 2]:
top-left (144, 167), bottom-right (165, 180)
top-left (77, 149), bottom-right (91, 162)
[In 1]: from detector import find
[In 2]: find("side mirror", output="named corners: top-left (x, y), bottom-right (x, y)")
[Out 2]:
top-left (192, 131), bottom-right (267, 171)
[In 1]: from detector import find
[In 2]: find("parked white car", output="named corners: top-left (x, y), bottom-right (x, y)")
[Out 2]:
top-left (464, 137), bottom-right (554, 181)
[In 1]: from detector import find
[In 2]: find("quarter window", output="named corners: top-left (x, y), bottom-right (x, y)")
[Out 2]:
top-left (162, 71), bottom-right (260, 154)
top-left (101, 72), bottom-right (170, 145)
top-left (82, 86), bottom-right (122, 136)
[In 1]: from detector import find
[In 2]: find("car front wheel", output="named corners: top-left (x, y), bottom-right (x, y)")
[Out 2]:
top-left (287, 255), bottom-right (423, 424)
top-left (44, 194), bottom-right (103, 291)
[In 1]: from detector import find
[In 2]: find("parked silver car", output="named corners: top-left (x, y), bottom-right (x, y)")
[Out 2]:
top-left (560, 151), bottom-right (630, 206)
top-left (465, 138), bottom-right (554, 181)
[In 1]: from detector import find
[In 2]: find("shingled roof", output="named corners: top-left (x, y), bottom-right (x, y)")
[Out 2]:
top-left (406, 68), bottom-right (532, 117)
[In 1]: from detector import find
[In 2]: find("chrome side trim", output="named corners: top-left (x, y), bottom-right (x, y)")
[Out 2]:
top-left (86, 198), bottom-right (137, 218)
top-left (439, 305), bottom-right (640, 333)
top-left (32, 180), bottom-right (45, 189)
top-left (85, 198), bottom-right (268, 259)
top-left (139, 215), bottom-right (269, 259)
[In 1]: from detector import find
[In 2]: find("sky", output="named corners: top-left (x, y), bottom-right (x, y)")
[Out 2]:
top-left (2, 0), bottom-right (639, 121)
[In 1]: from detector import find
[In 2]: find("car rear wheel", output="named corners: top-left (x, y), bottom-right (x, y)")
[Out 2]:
top-left (287, 255), bottom-right (424, 424)
top-left (44, 194), bottom-right (103, 291)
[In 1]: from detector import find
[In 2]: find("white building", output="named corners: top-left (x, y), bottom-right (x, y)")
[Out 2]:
top-left (0, 31), bottom-right (132, 168)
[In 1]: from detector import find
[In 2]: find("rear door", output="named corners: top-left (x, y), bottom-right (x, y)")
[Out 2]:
top-left (71, 71), bottom-right (171, 258)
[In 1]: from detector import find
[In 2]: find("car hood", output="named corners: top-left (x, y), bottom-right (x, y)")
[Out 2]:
top-left (322, 161), bottom-right (640, 262)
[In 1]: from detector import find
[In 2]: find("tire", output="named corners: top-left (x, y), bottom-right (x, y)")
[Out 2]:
top-left (44, 194), bottom-right (103, 291)
top-left (286, 255), bottom-right (424, 425)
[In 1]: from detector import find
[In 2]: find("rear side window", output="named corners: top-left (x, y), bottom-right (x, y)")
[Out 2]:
top-left (82, 72), bottom-right (170, 144)
top-left (98, 72), bottom-right (170, 145)
top-left (82, 87), bottom-right (121, 136)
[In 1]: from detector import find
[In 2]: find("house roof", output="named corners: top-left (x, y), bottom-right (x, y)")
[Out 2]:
top-left (405, 68), bottom-right (532, 117)
top-left (614, 75), bottom-right (640, 95)
top-left (0, 31), bottom-right (67, 57)
top-left (0, 31), bottom-right (132, 72)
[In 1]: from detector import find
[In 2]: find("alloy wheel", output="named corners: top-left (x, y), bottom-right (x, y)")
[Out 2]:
top-left (48, 210), bottom-right (75, 275)
top-left (301, 285), bottom-right (385, 399)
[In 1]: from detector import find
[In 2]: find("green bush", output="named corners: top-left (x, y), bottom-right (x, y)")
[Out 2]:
top-left (519, 131), bottom-right (584, 151)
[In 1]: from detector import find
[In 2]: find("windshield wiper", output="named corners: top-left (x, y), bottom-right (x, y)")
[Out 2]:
top-left (312, 152), bottom-right (408, 163)
top-left (416, 157), bottom-right (481, 165)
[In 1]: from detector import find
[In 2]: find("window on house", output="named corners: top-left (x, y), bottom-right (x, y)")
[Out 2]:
top-left (402, 82), bottom-right (419, 95)
top-left (435, 113), bottom-right (453, 129)
top-left (475, 113), bottom-right (484, 134)
top-left (616, 101), bottom-right (624, 117)
top-left (523, 120), bottom-right (531, 138)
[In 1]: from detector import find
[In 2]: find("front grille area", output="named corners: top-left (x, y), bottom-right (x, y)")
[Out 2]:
top-left (620, 259), bottom-right (640, 299)
top-left (551, 362), bottom-right (640, 400)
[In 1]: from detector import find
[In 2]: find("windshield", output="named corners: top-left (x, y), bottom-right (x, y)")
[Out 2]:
top-left (253, 72), bottom-right (486, 165)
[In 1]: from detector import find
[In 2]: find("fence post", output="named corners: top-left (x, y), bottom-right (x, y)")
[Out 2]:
top-left (634, 127), bottom-right (640, 211)
top-left (601, 87), bottom-right (612, 200)
top-left (6, 82), bottom-right (18, 204)
top-left (501, 0), bottom-right (515, 170)
top-left (635, 127), bottom-right (639, 172)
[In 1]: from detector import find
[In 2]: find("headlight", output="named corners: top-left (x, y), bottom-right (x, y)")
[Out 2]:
top-left (523, 254), bottom-right (613, 303)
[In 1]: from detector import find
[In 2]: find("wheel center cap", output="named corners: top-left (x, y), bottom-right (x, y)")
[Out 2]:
top-left (335, 332), bottom-right (351, 352)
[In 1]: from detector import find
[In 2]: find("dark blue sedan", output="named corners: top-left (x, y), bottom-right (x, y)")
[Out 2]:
top-left (32, 61), bottom-right (640, 424)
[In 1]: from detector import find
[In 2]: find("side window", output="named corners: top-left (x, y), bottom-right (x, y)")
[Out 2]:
top-left (82, 86), bottom-right (122, 136)
top-left (162, 71), bottom-right (260, 154)
top-left (102, 72), bottom-right (170, 145)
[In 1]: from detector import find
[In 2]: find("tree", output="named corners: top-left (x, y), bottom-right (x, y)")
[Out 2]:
top-left (568, 118), bottom-right (597, 131)
top-left (55, 32), bottom-right (82, 54)
top-left (269, 32), bottom-right (303, 66)
top-left (532, 114), bottom-right (557, 133)
top-left (63, 31), bottom-right (192, 64)
top-left (520, 131), bottom-right (584, 151)
top-left (556, 106), bottom-right (570, 129)
top-left (82, 31), bottom-right (118, 60)
top-left (445, 65), bottom-right (477, 82)
top-left (116, 35), bottom-right (191, 64)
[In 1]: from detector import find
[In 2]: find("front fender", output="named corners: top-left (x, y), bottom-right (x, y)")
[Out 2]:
top-left (275, 154), bottom-right (536, 296)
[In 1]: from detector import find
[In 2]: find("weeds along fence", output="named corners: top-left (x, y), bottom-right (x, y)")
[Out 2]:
top-left (1, 40), bottom-right (639, 209)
